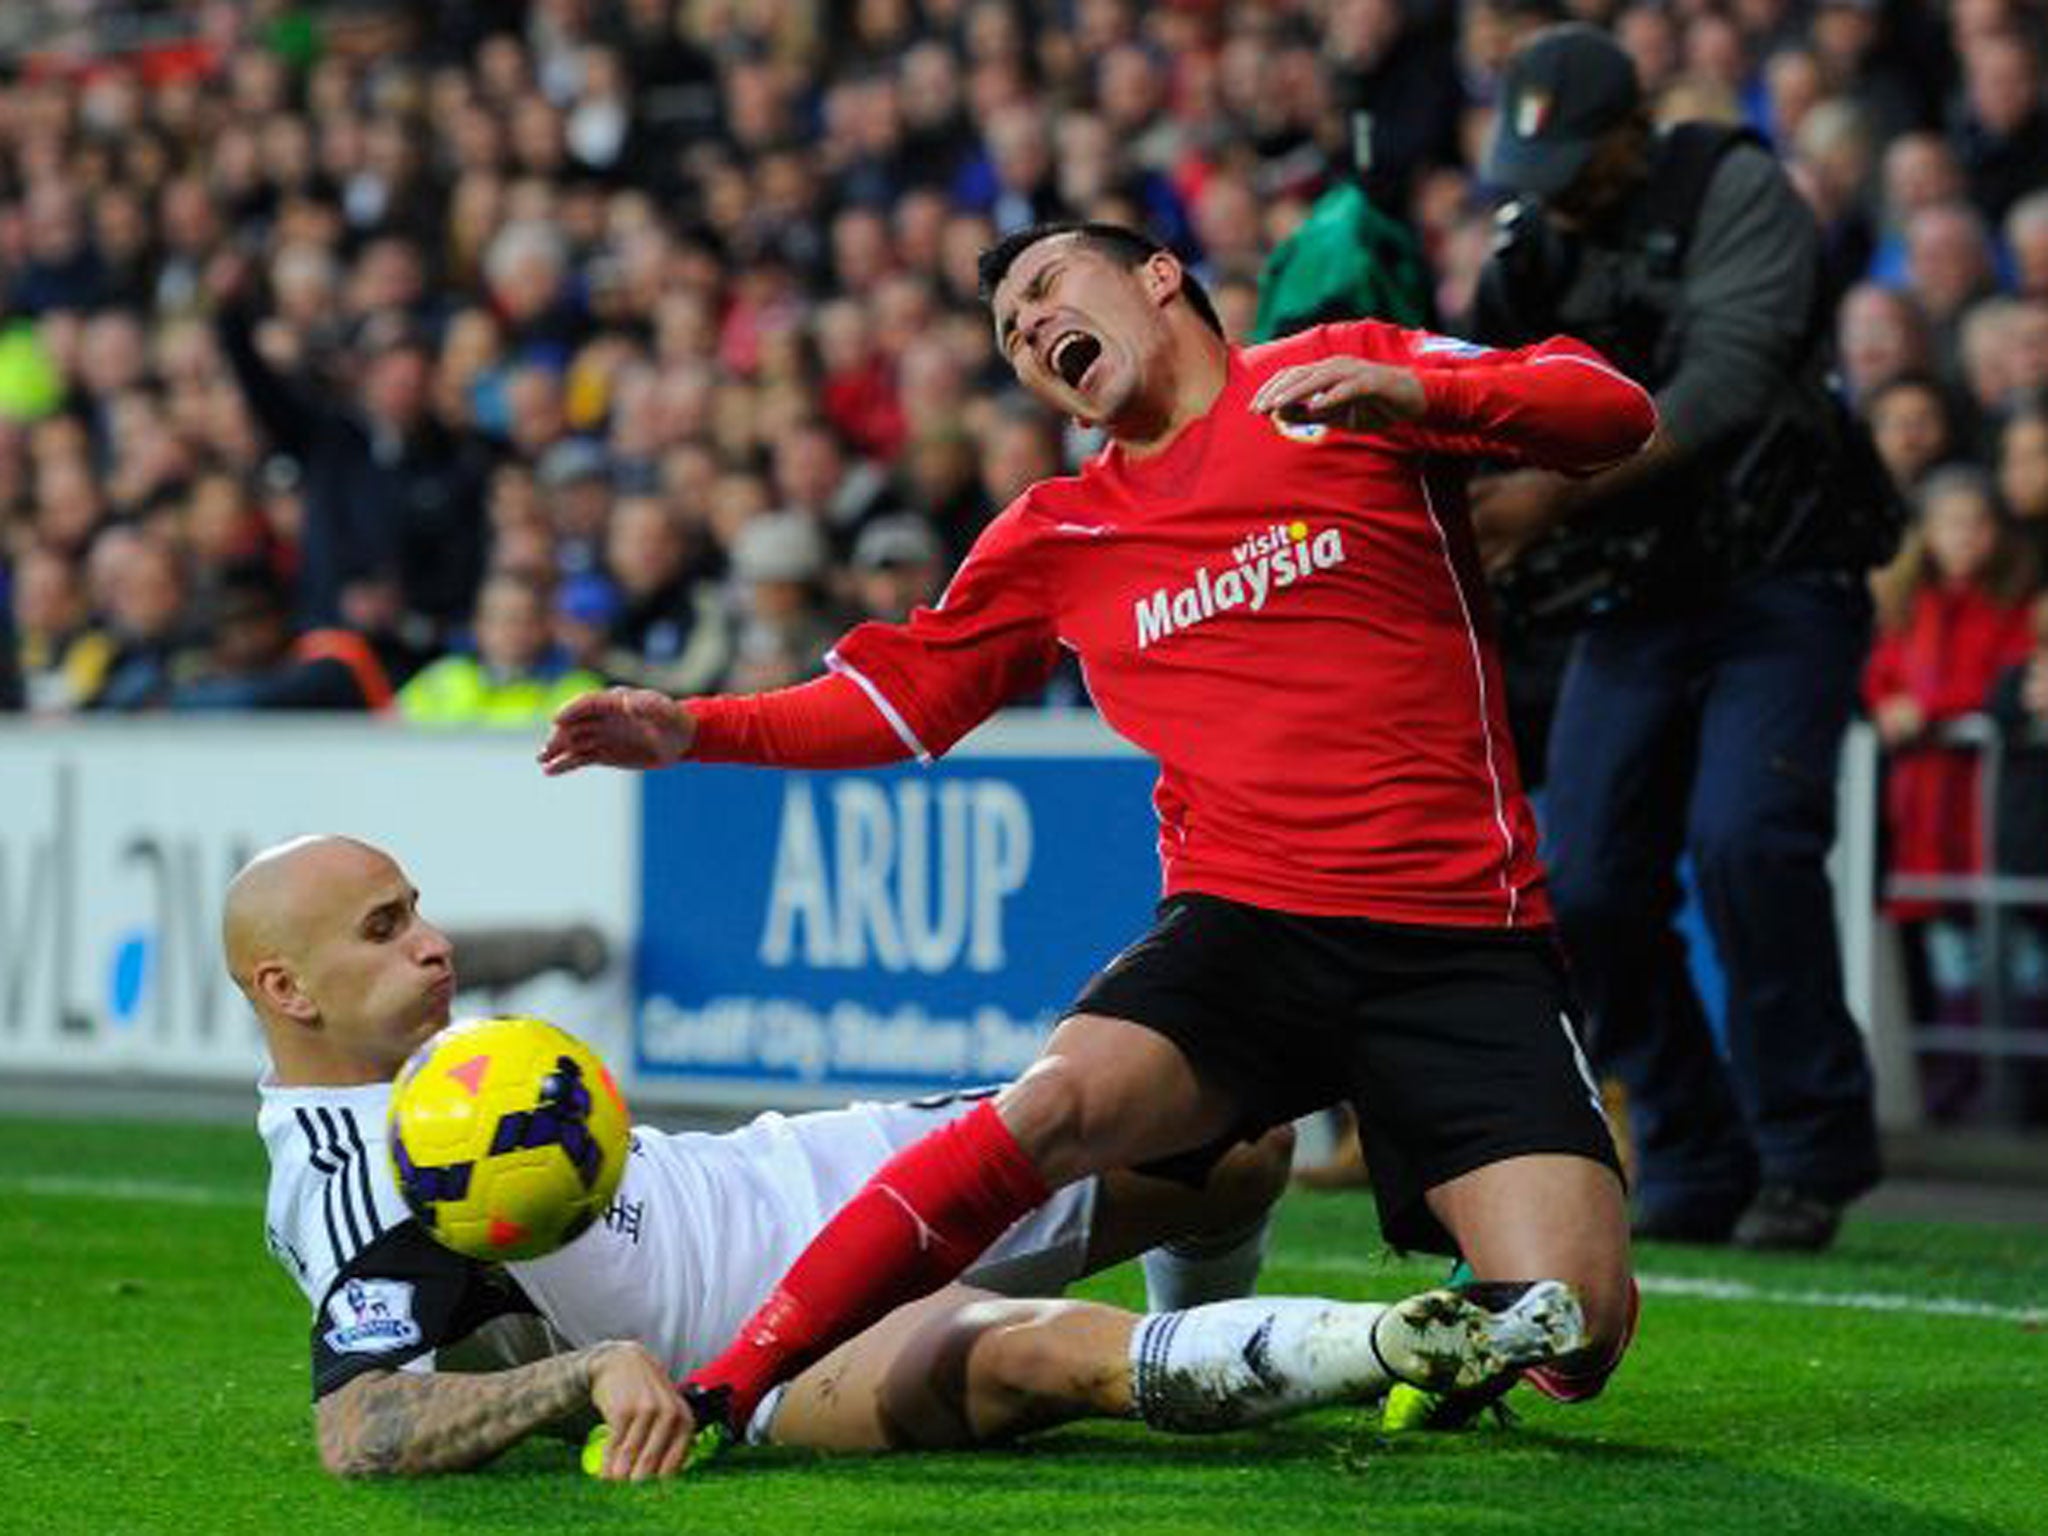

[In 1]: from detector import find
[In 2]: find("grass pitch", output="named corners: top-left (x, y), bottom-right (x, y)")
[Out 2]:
top-left (1, 1114), bottom-right (2043, 1536)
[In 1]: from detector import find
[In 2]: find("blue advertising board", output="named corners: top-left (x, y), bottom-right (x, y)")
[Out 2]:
top-left (633, 720), bottom-right (1161, 1104)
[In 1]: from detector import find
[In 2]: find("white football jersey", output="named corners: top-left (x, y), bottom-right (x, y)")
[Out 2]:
top-left (258, 1078), bottom-right (1097, 1397)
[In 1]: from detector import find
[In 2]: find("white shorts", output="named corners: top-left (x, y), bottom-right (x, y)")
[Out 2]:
top-left (515, 1093), bottom-right (1098, 1384)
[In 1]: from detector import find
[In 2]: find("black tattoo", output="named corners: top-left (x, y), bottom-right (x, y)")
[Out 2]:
top-left (316, 1347), bottom-right (613, 1476)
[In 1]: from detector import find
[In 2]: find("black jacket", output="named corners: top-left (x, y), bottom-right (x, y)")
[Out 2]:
top-left (218, 310), bottom-right (492, 642)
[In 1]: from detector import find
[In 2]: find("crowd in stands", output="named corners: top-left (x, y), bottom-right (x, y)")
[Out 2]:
top-left (0, 1), bottom-right (2044, 832)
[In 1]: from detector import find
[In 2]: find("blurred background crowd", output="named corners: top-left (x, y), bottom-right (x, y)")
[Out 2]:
top-left (0, 0), bottom-right (2043, 743)
top-left (2, 0), bottom-right (2046, 719)
top-left (2, 0), bottom-right (2046, 1130)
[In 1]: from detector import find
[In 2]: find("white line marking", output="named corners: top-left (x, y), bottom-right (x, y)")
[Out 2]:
top-left (1267, 1249), bottom-right (2047, 1326)
top-left (1632, 1273), bottom-right (2046, 1325)
top-left (5, 1173), bottom-right (263, 1208)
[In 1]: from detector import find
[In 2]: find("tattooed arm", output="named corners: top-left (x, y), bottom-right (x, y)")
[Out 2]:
top-left (315, 1339), bottom-right (691, 1479)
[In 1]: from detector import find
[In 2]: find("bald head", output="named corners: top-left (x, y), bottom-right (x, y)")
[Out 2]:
top-left (223, 835), bottom-right (387, 999)
top-left (226, 835), bottom-right (455, 1085)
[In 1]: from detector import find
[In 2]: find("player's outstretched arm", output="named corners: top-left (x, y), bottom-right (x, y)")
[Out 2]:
top-left (539, 674), bottom-right (913, 776)
top-left (315, 1340), bottom-right (690, 1479)
top-left (539, 687), bottom-right (697, 776)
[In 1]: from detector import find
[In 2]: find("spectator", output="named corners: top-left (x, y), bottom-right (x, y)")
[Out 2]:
top-left (1322, 0), bottom-right (1464, 214)
top-left (398, 571), bottom-right (605, 724)
top-left (2008, 300), bottom-right (2048, 403)
top-left (9, 543), bottom-right (113, 714)
top-left (217, 288), bottom-right (492, 648)
top-left (220, 570), bottom-right (435, 713)
top-left (1903, 201), bottom-right (2000, 380)
top-left (1760, 44), bottom-right (1825, 149)
top-left (32, 451), bottom-right (112, 561)
top-left (814, 299), bottom-right (907, 463)
top-left (725, 511), bottom-right (840, 694)
top-left (1808, 0), bottom-right (1928, 146)
top-left (978, 104), bottom-right (1067, 235)
top-left (770, 417), bottom-right (891, 551)
top-left (1870, 132), bottom-right (1966, 286)
top-left (1995, 402), bottom-right (2048, 572)
top-left (847, 512), bottom-right (946, 624)
top-left (92, 536), bottom-right (203, 711)
top-left (899, 41), bottom-right (978, 194)
top-left (601, 493), bottom-right (731, 698)
top-left (485, 219), bottom-right (587, 366)
top-left (9, 185), bottom-right (106, 315)
top-left (1950, 29), bottom-right (2048, 226)
top-left (531, 436), bottom-right (612, 577)
top-left (169, 568), bottom-right (300, 711)
top-left (1865, 372), bottom-right (1961, 494)
top-left (553, 570), bottom-right (621, 678)
top-left (1789, 98), bottom-right (1876, 309)
top-left (2006, 190), bottom-right (2048, 302)
top-left (1864, 466), bottom-right (2037, 1117)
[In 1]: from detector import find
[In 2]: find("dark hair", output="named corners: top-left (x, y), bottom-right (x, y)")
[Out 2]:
top-left (1863, 370), bottom-right (1953, 418)
top-left (977, 221), bottom-right (1224, 338)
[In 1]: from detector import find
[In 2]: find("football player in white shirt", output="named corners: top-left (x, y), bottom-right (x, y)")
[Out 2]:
top-left (232, 835), bottom-right (1585, 1479)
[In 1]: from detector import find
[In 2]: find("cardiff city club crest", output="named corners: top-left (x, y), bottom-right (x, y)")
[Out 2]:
top-left (1515, 90), bottom-right (1552, 139)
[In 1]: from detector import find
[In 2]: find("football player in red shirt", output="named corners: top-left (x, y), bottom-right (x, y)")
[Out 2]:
top-left (540, 222), bottom-right (1657, 1457)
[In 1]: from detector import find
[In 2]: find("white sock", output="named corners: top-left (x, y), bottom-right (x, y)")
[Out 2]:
top-left (1140, 1211), bottom-right (1271, 1311)
top-left (1127, 1297), bottom-right (1392, 1433)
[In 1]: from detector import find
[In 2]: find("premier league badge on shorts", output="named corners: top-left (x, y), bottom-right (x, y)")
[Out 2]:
top-left (322, 1278), bottom-right (423, 1355)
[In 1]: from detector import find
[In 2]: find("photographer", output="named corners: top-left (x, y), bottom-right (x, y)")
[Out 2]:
top-left (1469, 26), bottom-right (1899, 1250)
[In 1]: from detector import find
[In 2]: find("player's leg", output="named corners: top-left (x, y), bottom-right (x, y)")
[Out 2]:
top-left (1424, 1152), bottom-right (1634, 1392)
top-left (764, 1287), bottom-right (1132, 1450)
top-left (1084, 1125), bottom-right (1294, 1310)
top-left (765, 1279), bottom-right (1587, 1452)
top-left (1349, 926), bottom-right (1637, 1398)
top-left (681, 972), bottom-right (1246, 1432)
top-left (682, 892), bottom-right (1352, 1434)
top-left (993, 1009), bottom-right (1244, 1184)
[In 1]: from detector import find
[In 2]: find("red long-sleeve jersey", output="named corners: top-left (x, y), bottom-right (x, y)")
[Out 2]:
top-left (708, 322), bottom-right (1655, 928)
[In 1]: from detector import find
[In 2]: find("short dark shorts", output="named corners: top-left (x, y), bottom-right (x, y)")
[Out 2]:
top-left (1069, 892), bottom-right (1622, 1254)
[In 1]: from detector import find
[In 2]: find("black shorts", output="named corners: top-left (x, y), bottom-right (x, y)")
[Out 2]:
top-left (1070, 892), bottom-right (1621, 1255)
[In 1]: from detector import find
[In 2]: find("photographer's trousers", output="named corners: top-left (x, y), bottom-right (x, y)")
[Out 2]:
top-left (1541, 569), bottom-right (1883, 1221)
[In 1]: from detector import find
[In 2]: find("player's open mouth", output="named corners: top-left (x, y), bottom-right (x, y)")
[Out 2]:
top-left (1051, 330), bottom-right (1101, 389)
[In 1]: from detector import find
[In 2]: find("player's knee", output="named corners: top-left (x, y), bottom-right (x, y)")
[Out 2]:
top-left (964, 1300), bottom-right (1106, 1434)
top-left (874, 1300), bottom-right (1015, 1449)
top-left (1540, 1258), bottom-right (1634, 1379)
top-left (1581, 1273), bottom-right (1636, 1361)
top-left (1528, 1268), bottom-right (1638, 1403)
top-left (1001, 1056), bottom-right (1118, 1182)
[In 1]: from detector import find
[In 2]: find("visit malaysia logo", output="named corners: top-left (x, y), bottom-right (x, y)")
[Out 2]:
top-left (1133, 521), bottom-right (1347, 649)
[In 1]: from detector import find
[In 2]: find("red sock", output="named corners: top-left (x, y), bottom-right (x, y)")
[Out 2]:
top-left (684, 1101), bottom-right (1050, 1430)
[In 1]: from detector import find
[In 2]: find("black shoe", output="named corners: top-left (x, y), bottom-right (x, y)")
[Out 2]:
top-left (1731, 1186), bottom-right (1843, 1252)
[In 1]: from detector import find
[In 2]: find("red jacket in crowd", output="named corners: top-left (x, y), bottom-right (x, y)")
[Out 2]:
top-left (1863, 582), bottom-right (2036, 918)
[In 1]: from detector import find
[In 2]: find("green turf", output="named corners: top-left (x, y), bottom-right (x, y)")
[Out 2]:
top-left (1, 1116), bottom-right (2043, 1535)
